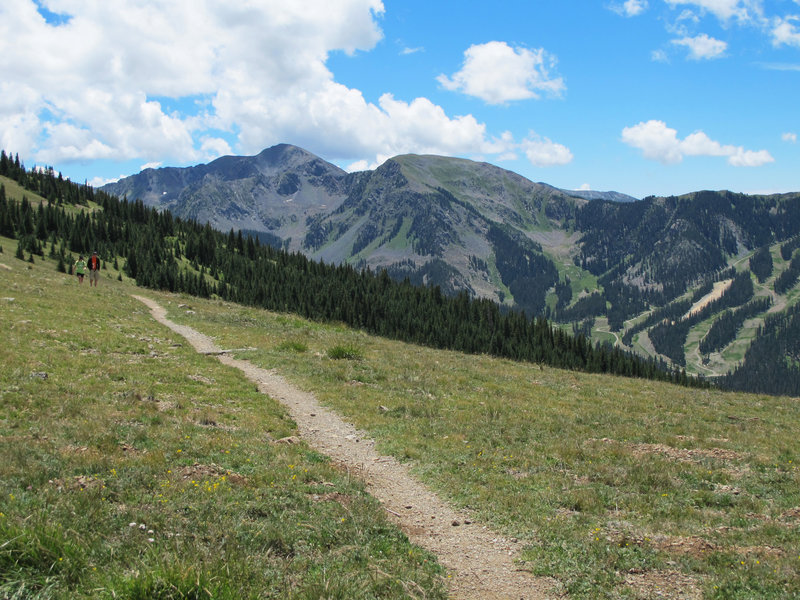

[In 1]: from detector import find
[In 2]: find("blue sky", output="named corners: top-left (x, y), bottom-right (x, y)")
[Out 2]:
top-left (1, 1), bottom-right (799, 198)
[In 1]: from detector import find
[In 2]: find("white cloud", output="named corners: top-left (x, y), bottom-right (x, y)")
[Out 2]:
top-left (88, 175), bottom-right (124, 188)
top-left (772, 16), bottom-right (800, 47)
top-left (727, 148), bottom-right (774, 167)
top-left (345, 159), bottom-right (372, 172)
top-left (664, 0), bottom-right (762, 23)
top-left (579, 183), bottom-right (592, 190)
top-left (199, 137), bottom-right (232, 159)
top-left (621, 120), bottom-right (774, 166)
top-left (520, 133), bottom-right (573, 167)
top-left (672, 33), bottom-right (727, 59)
top-left (651, 49), bottom-right (670, 62)
top-left (610, 0), bottom-right (649, 17)
top-left (437, 41), bottom-right (565, 105)
top-left (0, 2), bottom-right (574, 176)
top-left (783, 132), bottom-right (798, 143)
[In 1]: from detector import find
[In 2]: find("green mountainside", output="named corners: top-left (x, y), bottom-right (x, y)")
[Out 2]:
top-left (97, 146), bottom-right (800, 394)
top-left (102, 145), bottom-right (582, 314)
top-left (0, 157), bottom-right (689, 389)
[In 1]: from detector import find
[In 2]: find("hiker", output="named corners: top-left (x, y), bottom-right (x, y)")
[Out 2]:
top-left (74, 255), bottom-right (86, 284)
top-left (87, 251), bottom-right (101, 287)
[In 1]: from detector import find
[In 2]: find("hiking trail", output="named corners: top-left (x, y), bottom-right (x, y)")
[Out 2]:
top-left (133, 295), bottom-right (560, 600)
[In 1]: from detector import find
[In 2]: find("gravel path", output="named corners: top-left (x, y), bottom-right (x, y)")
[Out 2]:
top-left (134, 295), bottom-right (560, 600)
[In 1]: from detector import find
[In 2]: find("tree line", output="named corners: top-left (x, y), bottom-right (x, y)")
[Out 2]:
top-left (1, 152), bottom-right (705, 388)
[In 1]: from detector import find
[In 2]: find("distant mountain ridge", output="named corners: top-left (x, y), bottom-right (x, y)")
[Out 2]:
top-left (101, 144), bottom-right (800, 392)
top-left (105, 145), bottom-right (354, 249)
top-left (561, 188), bottom-right (638, 202)
top-left (103, 145), bottom-right (589, 312)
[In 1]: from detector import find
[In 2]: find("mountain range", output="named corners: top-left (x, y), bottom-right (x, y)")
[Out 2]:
top-left (102, 144), bottom-right (800, 394)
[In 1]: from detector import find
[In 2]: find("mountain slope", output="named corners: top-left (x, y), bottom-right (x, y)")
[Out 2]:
top-left (300, 155), bottom-right (579, 311)
top-left (104, 146), bottom-right (587, 314)
top-left (102, 144), bottom-right (354, 248)
top-left (96, 145), bottom-right (800, 390)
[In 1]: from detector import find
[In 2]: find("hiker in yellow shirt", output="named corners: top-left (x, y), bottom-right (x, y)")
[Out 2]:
top-left (74, 255), bottom-right (86, 284)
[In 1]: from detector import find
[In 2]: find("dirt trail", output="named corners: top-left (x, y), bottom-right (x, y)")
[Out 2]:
top-left (133, 295), bottom-right (559, 600)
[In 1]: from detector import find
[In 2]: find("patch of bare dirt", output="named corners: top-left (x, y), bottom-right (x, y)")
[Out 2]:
top-left (134, 295), bottom-right (560, 600)
top-left (684, 279), bottom-right (732, 319)
top-left (587, 437), bottom-right (744, 464)
top-left (781, 507), bottom-right (800, 520)
top-left (50, 474), bottom-right (104, 492)
top-left (178, 462), bottom-right (248, 486)
top-left (623, 569), bottom-right (702, 600)
top-left (650, 534), bottom-right (717, 558)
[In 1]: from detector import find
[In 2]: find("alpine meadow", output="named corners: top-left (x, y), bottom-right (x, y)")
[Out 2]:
top-left (1, 151), bottom-right (800, 599)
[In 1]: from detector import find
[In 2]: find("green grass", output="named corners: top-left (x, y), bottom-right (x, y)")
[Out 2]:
top-left (0, 237), bottom-right (446, 599)
top-left (162, 290), bottom-right (800, 599)
top-left (3, 230), bottom-right (800, 598)
top-left (1, 175), bottom-right (49, 206)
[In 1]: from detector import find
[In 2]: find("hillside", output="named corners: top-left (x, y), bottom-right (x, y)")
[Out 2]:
top-left (0, 241), bottom-right (446, 599)
top-left (1, 234), bottom-right (798, 599)
top-left (2, 161), bottom-right (687, 388)
top-left (97, 146), bottom-right (800, 393)
top-left (103, 146), bottom-right (583, 314)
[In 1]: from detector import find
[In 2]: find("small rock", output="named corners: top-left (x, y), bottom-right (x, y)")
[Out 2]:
top-left (452, 520), bottom-right (461, 527)
top-left (378, 405), bottom-right (389, 413)
top-left (30, 372), bottom-right (48, 380)
top-left (275, 436), bottom-right (300, 445)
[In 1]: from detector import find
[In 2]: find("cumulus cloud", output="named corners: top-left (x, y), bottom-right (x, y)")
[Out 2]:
top-left (672, 33), bottom-right (727, 59)
top-left (772, 15), bottom-right (800, 47)
top-left (621, 120), bottom-right (774, 166)
top-left (1, 1), bottom-right (568, 174)
top-left (0, 0), bottom-right (396, 165)
top-left (783, 132), bottom-right (798, 143)
top-left (610, 0), bottom-right (649, 17)
top-left (664, 0), bottom-right (762, 23)
top-left (437, 41), bottom-right (565, 105)
top-left (520, 133), bottom-right (573, 167)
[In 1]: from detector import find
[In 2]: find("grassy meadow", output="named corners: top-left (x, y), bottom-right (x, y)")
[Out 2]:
top-left (163, 285), bottom-right (800, 598)
top-left (1, 232), bottom-right (799, 598)
top-left (0, 238), bottom-right (446, 599)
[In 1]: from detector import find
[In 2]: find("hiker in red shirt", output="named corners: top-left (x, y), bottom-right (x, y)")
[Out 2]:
top-left (87, 251), bottom-right (101, 287)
